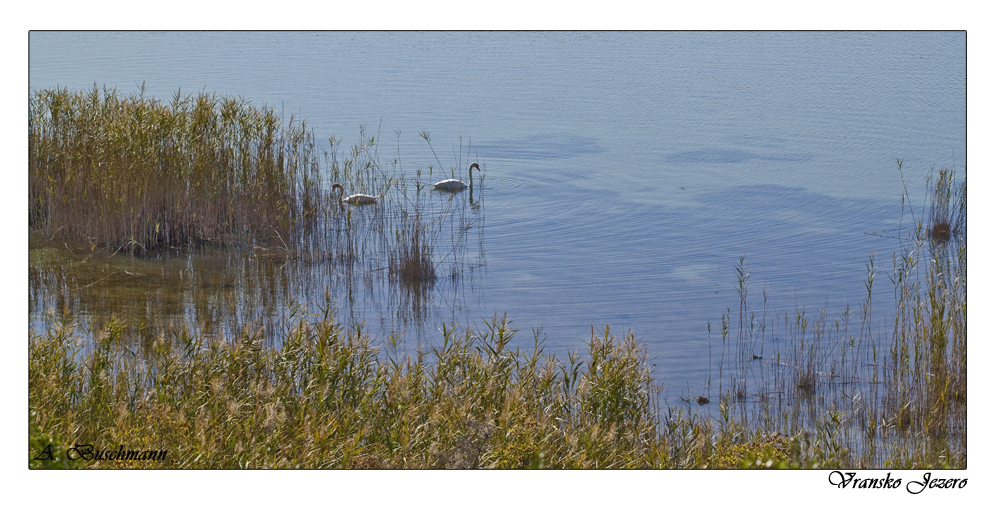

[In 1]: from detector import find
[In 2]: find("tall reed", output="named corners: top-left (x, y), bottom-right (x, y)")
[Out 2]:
top-left (29, 85), bottom-right (324, 254)
top-left (705, 163), bottom-right (966, 468)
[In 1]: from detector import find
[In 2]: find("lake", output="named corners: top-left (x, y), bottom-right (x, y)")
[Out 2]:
top-left (28, 31), bottom-right (966, 400)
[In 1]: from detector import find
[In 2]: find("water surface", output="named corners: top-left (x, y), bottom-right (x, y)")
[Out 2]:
top-left (28, 31), bottom-right (966, 397)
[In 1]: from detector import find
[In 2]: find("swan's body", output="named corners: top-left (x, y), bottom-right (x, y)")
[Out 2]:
top-left (342, 194), bottom-right (378, 205)
top-left (433, 163), bottom-right (480, 192)
top-left (432, 179), bottom-right (468, 192)
top-left (332, 183), bottom-right (377, 206)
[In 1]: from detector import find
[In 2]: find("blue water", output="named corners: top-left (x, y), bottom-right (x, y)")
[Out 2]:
top-left (28, 31), bottom-right (966, 396)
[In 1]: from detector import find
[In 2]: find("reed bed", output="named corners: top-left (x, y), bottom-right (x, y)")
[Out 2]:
top-left (29, 311), bottom-right (667, 468)
top-left (29, 85), bottom-right (324, 254)
top-left (25, 303), bottom-right (914, 469)
top-left (27, 85), bottom-right (475, 273)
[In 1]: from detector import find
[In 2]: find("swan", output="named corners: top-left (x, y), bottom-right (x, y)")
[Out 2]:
top-left (433, 163), bottom-right (480, 192)
top-left (332, 183), bottom-right (378, 206)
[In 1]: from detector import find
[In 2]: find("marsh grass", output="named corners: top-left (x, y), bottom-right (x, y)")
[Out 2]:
top-left (26, 304), bottom-right (836, 469)
top-left (27, 84), bottom-right (479, 287)
top-left (704, 164), bottom-right (966, 468)
top-left (29, 85), bottom-right (324, 255)
top-left (28, 311), bottom-right (674, 468)
top-left (389, 212), bottom-right (435, 285)
top-left (318, 125), bottom-right (483, 284)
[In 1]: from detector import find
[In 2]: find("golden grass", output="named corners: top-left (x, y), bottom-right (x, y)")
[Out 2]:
top-left (29, 85), bottom-right (325, 254)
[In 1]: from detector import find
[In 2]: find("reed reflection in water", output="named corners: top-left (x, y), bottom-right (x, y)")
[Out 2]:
top-left (29, 131), bottom-right (489, 354)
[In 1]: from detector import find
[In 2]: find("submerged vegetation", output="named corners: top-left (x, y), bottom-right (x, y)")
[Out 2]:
top-left (28, 87), bottom-right (964, 469)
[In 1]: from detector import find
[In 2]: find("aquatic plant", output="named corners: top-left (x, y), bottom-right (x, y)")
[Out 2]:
top-left (29, 311), bottom-right (666, 468)
top-left (29, 85), bottom-right (324, 254)
top-left (704, 164), bottom-right (966, 468)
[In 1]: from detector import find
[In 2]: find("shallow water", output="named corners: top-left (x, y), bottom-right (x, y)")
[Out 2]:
top-left (28, 31), bottom-right (966, 399)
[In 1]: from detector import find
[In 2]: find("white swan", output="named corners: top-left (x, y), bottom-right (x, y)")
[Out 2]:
top-left (332, 183), bottom-right (378, 206)
top-left (433, 163), bottom-right (480, 192)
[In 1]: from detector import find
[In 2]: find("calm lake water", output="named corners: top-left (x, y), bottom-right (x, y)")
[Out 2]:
top-left (28, 31), bottom-right (966, 399)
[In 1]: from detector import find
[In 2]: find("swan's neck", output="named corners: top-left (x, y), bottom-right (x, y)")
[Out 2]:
top-left (332, 184), bottom-right (345, 204)
top-left (468, 164), bottom-right (478, 186)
